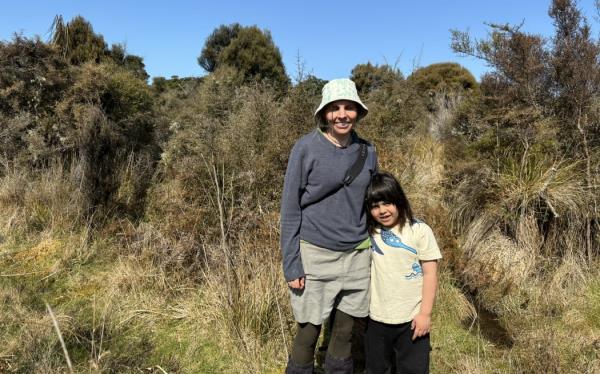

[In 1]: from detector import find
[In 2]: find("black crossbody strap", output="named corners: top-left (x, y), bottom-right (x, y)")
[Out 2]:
top-left (343, 143), bottom-right (368, 186)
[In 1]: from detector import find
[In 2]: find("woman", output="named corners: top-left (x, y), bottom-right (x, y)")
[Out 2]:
top-left (280, 78), bottom-right (378, 373)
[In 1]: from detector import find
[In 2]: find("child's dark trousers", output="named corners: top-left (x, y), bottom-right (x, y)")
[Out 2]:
top-left (365, 318), bottom-right (430, 374)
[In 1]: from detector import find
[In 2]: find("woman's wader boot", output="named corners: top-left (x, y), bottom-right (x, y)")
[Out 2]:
top-left (287, 322), bottom-right (320, 374)
top-left (285, 357), bottom-right (314, 374)
top-left (324, 354), bottom-right (353, 374)
top-left (323, 309), bottom-right (354, 373)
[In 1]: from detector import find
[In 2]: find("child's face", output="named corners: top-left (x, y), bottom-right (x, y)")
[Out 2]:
top-left (370, 201), bottom-right (400, 229)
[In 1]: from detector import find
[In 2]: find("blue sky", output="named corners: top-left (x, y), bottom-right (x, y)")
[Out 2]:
top-left (1, 1), bottom-right (598, 82)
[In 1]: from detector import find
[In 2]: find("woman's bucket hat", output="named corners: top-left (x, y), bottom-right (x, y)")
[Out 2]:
top-left (314, 78), bottom-right (368, 121)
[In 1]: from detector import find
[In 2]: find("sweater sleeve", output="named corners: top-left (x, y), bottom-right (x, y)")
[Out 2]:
top-left (280, 141), bottom-right (307, 281)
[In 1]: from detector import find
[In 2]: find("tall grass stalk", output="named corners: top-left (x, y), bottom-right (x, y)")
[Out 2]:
top-left (45, 302), bottom-right (74, 374)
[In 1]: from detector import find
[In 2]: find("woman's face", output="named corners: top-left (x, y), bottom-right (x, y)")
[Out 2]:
top-left (324, 100), bottom-right (358, 137)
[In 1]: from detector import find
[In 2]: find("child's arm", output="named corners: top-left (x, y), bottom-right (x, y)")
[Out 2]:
top-left (411, 260), bottom-right (438, 340)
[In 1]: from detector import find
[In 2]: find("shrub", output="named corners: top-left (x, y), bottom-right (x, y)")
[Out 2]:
top-left (54, 62), bottom-right (158, 215)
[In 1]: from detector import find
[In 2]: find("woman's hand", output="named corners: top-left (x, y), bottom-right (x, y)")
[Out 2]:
top-left (411, 313), bottom-right (431, 340)
top-left (287, 277), bottom-right (305, 290)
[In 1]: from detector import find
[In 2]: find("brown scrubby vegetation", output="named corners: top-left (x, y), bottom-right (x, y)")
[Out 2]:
top-left (1, 1), bottom-right (600, 372)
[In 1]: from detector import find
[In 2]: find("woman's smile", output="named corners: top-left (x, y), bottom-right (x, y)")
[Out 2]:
top-left (333, 121), bottom-right (351, 129)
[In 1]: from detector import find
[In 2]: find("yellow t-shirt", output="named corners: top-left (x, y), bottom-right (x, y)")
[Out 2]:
top-left (369, 221), bottom-right (442, 324)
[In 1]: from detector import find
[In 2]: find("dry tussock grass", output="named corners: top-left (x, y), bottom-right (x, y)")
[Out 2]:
top-left (0, 277), bottom-right (73, 372)
top-left (459, 214), bottom-right (543, 314)
top-left (451, 156), bottom-right (589, 237)
top-left (392, 135), bottom-right (446, 209)
top-left (67, 249), bottom-right (203, 373)
top-left (0, 206), bottom-right (194, 372)
top-left (443, 356), bottom-right (499, 374)
top-left (455, 155), bottom-right (590, 281)
top-left (449, 152), bottom-right (600, 372)
top-left (436, 270), bottom-right (477, 325)
top-left (461, 228), bottom-right (536, 313)
top-left (497, 156), bottom-right (587, 214)
top-left (201, 233), bottom-right (292, 373)
top-left (175, 199), bottom-right (291, 373)
top-left (426, 92), bottom-right (464, 141)
top-left (510, 317), bottom-right (596, 374)
top-left (541, 255), bottom-right (588, 311)
top-left (0, 160), bottom-right (86, 237)
top-left (118, 219), bottom-right (203, 280)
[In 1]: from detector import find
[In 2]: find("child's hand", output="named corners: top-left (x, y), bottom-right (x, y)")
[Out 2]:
top-left (411, 313), bottom-right (431, 340)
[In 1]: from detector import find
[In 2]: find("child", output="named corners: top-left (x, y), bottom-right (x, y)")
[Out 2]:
top-left (365, 172), bottom-right (442, 374)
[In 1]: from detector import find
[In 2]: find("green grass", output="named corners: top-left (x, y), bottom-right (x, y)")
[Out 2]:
top-left (583, 279), bottom-right (600, 328)
top-left (431, 271), bottom-right (509, 373)
top-left (150, 319), bottom-right (235, 373)
top-left (0, 231), bottom-right (245, 373)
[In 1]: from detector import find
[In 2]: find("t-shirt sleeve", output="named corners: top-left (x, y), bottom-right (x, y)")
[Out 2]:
top-left (280, 141), bottom-right (307, 281)
top-left (416, 223), bottom-right (442, 261)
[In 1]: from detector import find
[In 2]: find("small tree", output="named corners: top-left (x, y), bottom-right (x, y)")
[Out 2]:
top-left (108, 43), bottom-right (149, 81)
top-left (55, 62), bottom-right (158, 215)
top-left (220, 26), bottom-right (289, 87)
top-left (198, 23), bottom-right (242, 73)
top-left (294, 75), bottom-right (326, 97)
top-left (350, 62), bottom-right (403, 95)
top-left (452, 23), bottom-right (549, 111)
top-left (451, 22), bottom-right (551, 151)
top-left (549, 0), bottom-right (600, 260)
top-left (50, 15), bottom-right (107, 65)
top-left (408, 62), bottom-right (477, 95)
top-left (51, 16), bottom-right (149, 80)
top-left (198, 24), bottom-right (290, 90)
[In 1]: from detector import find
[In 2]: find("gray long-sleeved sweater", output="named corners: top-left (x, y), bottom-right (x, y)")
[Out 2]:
top-left (280, 129), bottom-right (378, 281)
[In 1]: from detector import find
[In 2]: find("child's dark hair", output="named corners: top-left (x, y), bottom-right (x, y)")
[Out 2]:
top-left (366, 171), bottom-right (414, 234)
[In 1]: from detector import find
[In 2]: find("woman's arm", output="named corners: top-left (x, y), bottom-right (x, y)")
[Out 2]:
top-left (411, 260), bottom-right (438, 340)
top-left (280, 141), bottom-right (307, 286)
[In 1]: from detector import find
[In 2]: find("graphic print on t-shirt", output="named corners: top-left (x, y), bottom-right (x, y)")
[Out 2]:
top-left (404, 262), bottom-right (423, 279)
top-left (371, 229), bottom-right (418, 255)
top-left (371, 229), bottom-right (422, 279)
